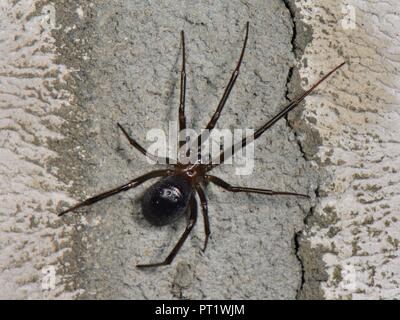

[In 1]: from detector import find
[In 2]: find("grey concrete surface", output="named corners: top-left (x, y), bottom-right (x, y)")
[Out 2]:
top-left (52, 0), bottom-right (314, 299)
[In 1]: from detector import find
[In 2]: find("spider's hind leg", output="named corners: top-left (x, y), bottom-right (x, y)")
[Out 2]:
top-left (195, 184), bottom-right (210, 252)
top-left (136, 194), bottom-right (198, 268)
top-left (58, 170), bottom-right (171, 216)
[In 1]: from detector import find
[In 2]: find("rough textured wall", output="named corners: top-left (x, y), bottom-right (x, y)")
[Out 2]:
top-left (51, 0), bottom-right (313, 299)
top-left (294, 0), bottom-right (400, 299)
top-left (1, 0), bottom-right (398, 300)
top-left (0, 1), bottom-right (77, 299)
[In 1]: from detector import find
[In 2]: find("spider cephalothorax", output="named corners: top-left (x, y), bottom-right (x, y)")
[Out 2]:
top-left (59, 22), bottom-right (345, 268)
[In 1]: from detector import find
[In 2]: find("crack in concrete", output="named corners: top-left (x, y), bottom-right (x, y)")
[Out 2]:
top-left (282, 0), bottom-right (316, 299)
top-left (282, 0), bottom-right (297, 59)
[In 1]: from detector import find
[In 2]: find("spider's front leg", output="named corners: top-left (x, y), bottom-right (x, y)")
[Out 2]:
top-left (178, 30), bottom-right (187, 149)
top-left (117, 123), bottom-right (174, 164)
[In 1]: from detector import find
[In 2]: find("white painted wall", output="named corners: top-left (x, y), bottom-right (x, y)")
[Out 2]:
top-left (297, 0), bottom-right (400, 299)
top-left (0, 1), bottom-right (76, 299)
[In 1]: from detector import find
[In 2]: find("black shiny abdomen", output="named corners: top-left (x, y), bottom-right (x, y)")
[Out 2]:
top-left (142, 175), bottom-right (193, 226)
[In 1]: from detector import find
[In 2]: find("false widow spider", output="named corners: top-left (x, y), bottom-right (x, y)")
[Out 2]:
top-left (59, 22), bottom-right (345, 268)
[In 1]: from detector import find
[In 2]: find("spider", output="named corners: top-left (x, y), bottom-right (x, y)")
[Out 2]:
top-left (59, 22), bottom-right (345, 268)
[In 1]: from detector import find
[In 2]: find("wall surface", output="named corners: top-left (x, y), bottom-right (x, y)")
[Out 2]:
top-left (0, 0), bottom-right (77, 299)
top-left (0, 0), bottom-right (398, 299)
top-left (295, 0), bottom-right (400, 300)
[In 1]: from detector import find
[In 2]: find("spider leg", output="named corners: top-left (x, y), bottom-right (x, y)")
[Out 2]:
top-left (186, 22), bottom-right (249, 160)
top-left (58, 169), bottom-right (171, 216)
top-left (117, 123), bottom-right (174, 164)
top-left (178, 30), bottom-right (187, 149)
top-left (195, 184), bottom-right (210, 252)
top-left (206, 62), bottom-right (346, 171)
top-left (136, 194), bottom-right (198, 268)
top-left (207, 175), bottom-right (309, 198)
top-left (203, 22), bottom-right (249, 132)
